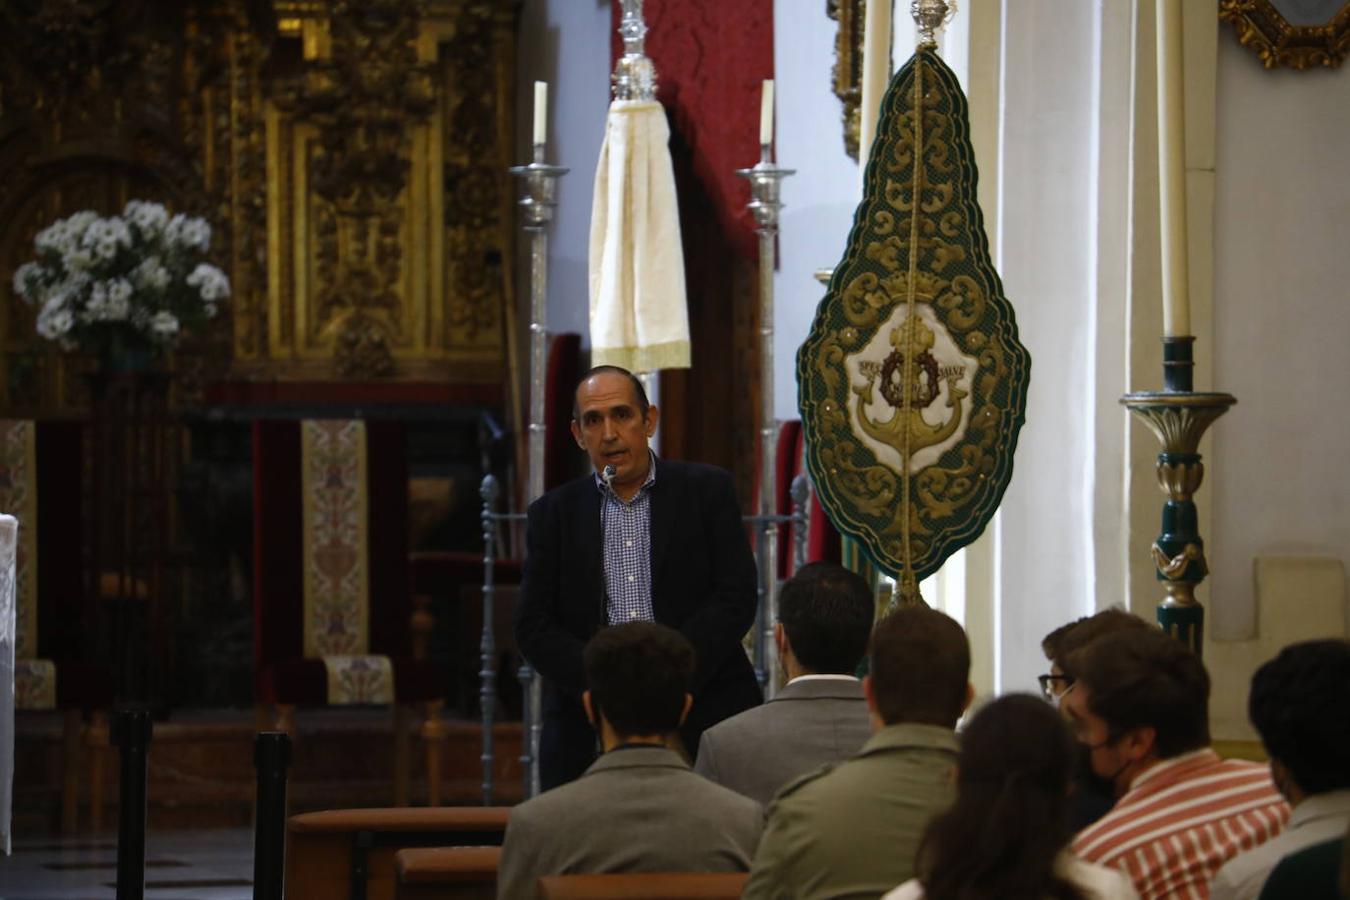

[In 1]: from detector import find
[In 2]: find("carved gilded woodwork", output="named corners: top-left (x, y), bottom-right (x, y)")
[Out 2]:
top-left (0, 0), bottom-right (517, 412)
top-left (826, 0), bottom-right (865, 161)
top-left (257, 0), bottom-right (517, 382)
top-left (1220, 0), bottom-right (1350, 69)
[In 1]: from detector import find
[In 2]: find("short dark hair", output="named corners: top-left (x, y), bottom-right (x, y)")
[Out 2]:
top-left (583, 622), bottom-right (694, 737)
top-left (1068, 628), bottom-right (1210, 758)
top-left (868, 606), bottom-right (970, 727)
top-left (778, 562), bottom-right (874, 675)
top-left (1044, 608), bottom-right (1153, 677)
top-left (1249, 639), bottom-right (1350, 796)
top-left (572, 365), bottom-right (650, 421)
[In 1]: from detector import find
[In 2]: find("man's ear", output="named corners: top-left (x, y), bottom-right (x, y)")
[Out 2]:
top-left (644, 404), bottom-right (660, 437)
top-left (774, 622), bottom-right (788, 657)
top-left (678, 693), bottom-right (693, 727)
top-left (961, 682), bottom-right (975, 715)
top-left (862, 675), bottom-right (877, 714)
top-left (1118, 724), bottom-right (1157, 763)
top-left (582, 690), bottom-right (596, 728)
top-left (570, 418), bottom-right (584, 449)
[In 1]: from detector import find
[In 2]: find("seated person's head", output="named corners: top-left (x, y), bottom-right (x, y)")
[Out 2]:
top-left (776, 562), bottom-right (874, 678)
top-left (1062, 628), bottom-right (1209, 796)
top-left (918, 694), bottom-right (1081, 898)
top-left (1040, 608), bottom-right (1152, 702)
top-left (583, 621), bottom-right (695, 743)
top-left (1248, 639), bottom-right (1350, 805)
top-left (866, 606), bottom-right (971, 730)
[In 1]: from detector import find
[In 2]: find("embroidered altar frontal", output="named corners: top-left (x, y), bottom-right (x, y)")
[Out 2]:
top-left (300, 420), bottom-right (392, 705)
top-left (797, 47), bottom-right (1031, 590)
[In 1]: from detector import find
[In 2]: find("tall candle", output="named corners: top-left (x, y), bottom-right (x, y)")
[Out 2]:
top-left (759, 79), bottom-right (775, 147)
top-left (1156, 0), bottom-right (1190, 337)
top-left (533, 81), bottom-right (548, 147)
top-left (858, 0), bottom-right (893, 174)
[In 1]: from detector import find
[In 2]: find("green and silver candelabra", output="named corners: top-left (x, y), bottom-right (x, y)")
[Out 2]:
top-left (1120, 336), bottom-right (1235, 655)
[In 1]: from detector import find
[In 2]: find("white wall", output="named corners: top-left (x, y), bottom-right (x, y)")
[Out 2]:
top-left (515, 0), bottom-right (612, 341)
top-left (771, 1), bottom-right (860, 422)
top-left (1209, 41), bottom-right (1350, 639)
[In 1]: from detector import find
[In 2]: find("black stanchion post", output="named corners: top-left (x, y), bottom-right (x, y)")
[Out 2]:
top-left (113, 708), bottom-right (153, 900)
top-left (253, 731), bottom-right (292, 900)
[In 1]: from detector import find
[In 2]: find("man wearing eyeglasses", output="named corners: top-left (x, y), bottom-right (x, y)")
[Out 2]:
top-left (1065, 628), bottom-right (1289, 900)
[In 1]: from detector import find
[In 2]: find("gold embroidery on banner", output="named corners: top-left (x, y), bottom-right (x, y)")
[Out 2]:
top-left (799, 49), bottom-right (1030, 590)
top-left (0, 421), bottom-right (37, 660)
top-left (323, 654), bottom-right (394, 705)
top-left (301, 420), bottom-right (369, 658)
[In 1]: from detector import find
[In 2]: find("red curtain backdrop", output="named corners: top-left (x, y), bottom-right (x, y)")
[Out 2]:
top-left (611, 0), bottom-right (774, 260)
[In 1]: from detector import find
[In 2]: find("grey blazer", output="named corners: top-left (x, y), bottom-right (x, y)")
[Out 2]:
top-left (496, 745), bottom-right (763, 899)
top-left (694, 677), bottom-right (872, 806)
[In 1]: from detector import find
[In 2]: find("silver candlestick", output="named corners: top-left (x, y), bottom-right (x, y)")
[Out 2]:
top-left (737, 145), bottom-right (795, 698)
top-left (509, 142), bottom-right (567, 799)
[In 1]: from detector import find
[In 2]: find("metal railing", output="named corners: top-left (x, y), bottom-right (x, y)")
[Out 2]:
top-left (475, 470), bottom-right (813, 803)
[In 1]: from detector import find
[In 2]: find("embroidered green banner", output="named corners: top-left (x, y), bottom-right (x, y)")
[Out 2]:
top-left (798, 47), bottom-right (1031, 604)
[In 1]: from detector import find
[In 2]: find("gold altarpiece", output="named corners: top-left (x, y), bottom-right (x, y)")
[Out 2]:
top-left (0, 0), bottom-right (518, 414)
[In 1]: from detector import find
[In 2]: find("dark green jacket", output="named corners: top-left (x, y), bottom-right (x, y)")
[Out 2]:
top-left (743, 723), bottom-right (959, 900)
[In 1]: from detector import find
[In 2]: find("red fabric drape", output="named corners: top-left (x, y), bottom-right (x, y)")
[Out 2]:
top-left (611, 0), bottom-right (774, 260)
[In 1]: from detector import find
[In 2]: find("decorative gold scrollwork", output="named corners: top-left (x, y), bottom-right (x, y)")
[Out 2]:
top-left (1151, 542), bottom-right (1207, 581)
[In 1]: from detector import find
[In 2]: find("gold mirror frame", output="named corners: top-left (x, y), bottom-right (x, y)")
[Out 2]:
top-left (1219, 0), bottom-right (1350, 69)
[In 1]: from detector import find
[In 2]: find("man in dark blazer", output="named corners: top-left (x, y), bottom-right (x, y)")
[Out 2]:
top-left (496, 622), bottom-right (763, 899)
top-left (516, 365), bottom-right (761, 790)
top-left (695, 562), bottom-right (875, 805)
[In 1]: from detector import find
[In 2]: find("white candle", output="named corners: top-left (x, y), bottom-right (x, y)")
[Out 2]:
top-left (858, 0), bottom-right (893, 173)
top-left (1156, 0), bottom-right (1190, 337)
top-left (533, 81), bottom-right (548, 147)
top-left (759, 79), bottom-right (775, 147)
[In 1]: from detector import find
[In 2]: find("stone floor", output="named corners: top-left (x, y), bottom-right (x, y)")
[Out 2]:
top-left (0, 828), bottom-right (254, 899)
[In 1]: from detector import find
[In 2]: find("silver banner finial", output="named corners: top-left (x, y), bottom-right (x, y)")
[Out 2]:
top-left (613, 0), bottom-right (657, 100)
top-left (912, 0), bottom-right (957, 45)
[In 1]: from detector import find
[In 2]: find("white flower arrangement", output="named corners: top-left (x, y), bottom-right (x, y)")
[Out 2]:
top-left (10, 200), bottom-right (227, 356)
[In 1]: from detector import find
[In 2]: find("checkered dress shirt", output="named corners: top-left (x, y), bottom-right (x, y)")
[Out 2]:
top-left (597, 453), bottom-right (656, 625)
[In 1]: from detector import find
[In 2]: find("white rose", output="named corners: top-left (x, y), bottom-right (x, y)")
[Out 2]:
top-left (62, 246), bottom-right (94, 271)
top-left (181, 217), bottom-right (211, 251)
top-left (186, 263), bottom-right (230, 301)
top-left (37, 303), bottom-right (74, 340)
top-left (149, 311), bottom-right (180, 341)
top-left (164, 213), bottom-right (188, 247)
top-left (12, 262), bottom-right (40, 302)
top-left (34, 224), bottom-right (62, 254)
top-left (107, 277), bottom-right (132, 304)
top-left (132, 256), bottom-right (170, 291)
top-left (123, 200), bottom-right (169, 237)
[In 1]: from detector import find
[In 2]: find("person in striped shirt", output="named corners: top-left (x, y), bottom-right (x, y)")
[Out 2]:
top-left (1064, 628), bottom-right (1290, 900)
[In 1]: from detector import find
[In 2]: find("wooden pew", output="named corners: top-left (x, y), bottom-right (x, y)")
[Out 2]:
top-left (394, 846), bottom-right (501, 900)
top-left (535, 872), bottom-right (750, 899)
top-left (285, 806), bottom-right (509, 900)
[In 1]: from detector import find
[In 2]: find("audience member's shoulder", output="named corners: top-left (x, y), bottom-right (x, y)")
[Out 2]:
top-left (507, 778), bottom-right (585, 825)
top-left (767, 759), bottom-right (845, 809)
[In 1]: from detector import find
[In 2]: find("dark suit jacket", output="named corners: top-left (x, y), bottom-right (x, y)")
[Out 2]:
top-left (516, 457), bottom-right (761, 786)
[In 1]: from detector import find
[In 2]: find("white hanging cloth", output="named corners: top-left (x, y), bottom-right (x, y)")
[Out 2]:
top-left (588, 99), bottom-right (690, 373)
